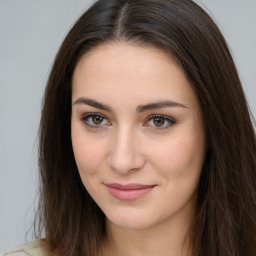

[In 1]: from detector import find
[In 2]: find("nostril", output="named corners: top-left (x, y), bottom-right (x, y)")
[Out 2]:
top-left (108, 148), bottom-right (145, 174)
top-left (107, 129), bottom-right (146, 174)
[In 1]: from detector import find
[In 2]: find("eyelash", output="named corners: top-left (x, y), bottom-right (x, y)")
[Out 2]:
top-left (80, 113), bottom-right (176, 130)
top-left (81, 113), bottom-right (110, 129)
top-left (146, 114), bottom-right (176, 130)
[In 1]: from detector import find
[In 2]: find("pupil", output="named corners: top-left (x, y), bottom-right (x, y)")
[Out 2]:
top-left (93, 116), bottom-right (103, 124)
top-left (154, 117), bottom-right (164, 126)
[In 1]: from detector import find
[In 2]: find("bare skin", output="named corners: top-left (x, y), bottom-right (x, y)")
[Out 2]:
top-left (71, 42), bottom-right (205, 256)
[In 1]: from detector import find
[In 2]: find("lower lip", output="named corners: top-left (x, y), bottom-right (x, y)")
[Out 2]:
top-left (106, 186), bottom-right (155, 201)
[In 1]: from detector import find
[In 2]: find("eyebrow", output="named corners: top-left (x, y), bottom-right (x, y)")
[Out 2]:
top-left (136, 101), bottom-right (187, 112)
top-left (73, 98), bottom-right (112, 111)
top-left (73, 97), bottom-right (187, 112)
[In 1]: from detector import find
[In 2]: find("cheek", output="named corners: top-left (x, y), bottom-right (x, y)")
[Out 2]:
top-left (151, 130), bottom-right (205, 180)
top-left (72, 135), bottom-right (108, 196)
top-left (71, 128), bottom-right (107, 176)
top-left (151, 131), bottom-right (205, 214)
top-left (77, 145), bottom-right (98, 168)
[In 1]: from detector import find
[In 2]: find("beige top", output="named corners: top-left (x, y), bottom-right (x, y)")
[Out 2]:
top-left (2, 240), bottom-right (48, 256)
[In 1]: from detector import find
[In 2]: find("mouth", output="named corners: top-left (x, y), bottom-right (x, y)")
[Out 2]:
top-left (105, 183), bottom-right (156, 201)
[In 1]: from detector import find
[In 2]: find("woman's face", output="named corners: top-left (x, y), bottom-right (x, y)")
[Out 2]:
top-left (71, 43), bottom-right (206, 230)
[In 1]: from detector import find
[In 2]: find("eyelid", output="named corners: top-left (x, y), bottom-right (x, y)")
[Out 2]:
top-left (80, 112), bottom-right (176, 130)
top-left (145, 114), bottom-right (176, 129)
top-left (81, 112), bottom-right (111, 128)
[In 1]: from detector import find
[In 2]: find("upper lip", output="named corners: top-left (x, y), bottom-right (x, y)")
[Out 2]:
top-left (106, 183), bottom-right (156, 190)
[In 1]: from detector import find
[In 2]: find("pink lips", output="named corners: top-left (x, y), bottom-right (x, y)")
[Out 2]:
top-left (106, 183), bottom-right (156, 201)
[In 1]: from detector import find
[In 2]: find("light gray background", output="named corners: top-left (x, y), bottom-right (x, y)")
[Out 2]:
top-left (0, 0), bottom-right (255, 252)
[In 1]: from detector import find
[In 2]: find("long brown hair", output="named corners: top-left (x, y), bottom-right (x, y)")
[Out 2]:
top-left (36, 0), bottom-right (256, 255)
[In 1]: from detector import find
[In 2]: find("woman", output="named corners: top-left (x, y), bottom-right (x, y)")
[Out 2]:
top-left (3, 0), bottom-right (256, 255)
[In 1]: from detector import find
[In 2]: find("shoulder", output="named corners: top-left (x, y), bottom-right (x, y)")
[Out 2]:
top-left (1, 240), bottom-right (50, 256)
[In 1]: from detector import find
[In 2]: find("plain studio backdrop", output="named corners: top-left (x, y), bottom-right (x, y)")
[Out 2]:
top-left (0, 0), bottom-right (255, 252)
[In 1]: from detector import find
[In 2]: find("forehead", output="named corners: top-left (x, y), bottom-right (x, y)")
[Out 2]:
top-left (72, 42), bottom-right (198, 110)
top-left (73, 42), bottom-right (180, 80)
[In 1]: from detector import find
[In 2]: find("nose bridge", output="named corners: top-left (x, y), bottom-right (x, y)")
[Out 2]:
top-left (108, 124), bottom-right (144, 174)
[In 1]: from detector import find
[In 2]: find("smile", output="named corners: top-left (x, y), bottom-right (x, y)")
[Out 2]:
top-left (106, 183), bottom-right (156, 201)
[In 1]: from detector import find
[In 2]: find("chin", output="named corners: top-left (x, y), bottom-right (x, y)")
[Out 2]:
top-left (105, 208), bottom-right (161, 230)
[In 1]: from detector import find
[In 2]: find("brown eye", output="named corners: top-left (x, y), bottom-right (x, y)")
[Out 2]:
top-left (81, 113), bottom-right (110, 128)
top-left (146, 115), bottom-right (176, 129)
top-left (92, 115), bottom-right (104, 125)
top-left (153, 117), bottom-right (165, 127)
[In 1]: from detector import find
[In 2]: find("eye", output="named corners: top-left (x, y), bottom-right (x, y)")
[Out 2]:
top-left (81, 113), bottom-right (110, 128)
top-left (146, 114), bottom-right (176, 129)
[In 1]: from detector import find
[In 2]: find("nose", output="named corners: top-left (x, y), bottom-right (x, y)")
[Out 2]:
top-left (108, 126), bottom-right (146, 175)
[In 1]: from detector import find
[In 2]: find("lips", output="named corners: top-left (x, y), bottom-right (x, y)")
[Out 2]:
top-left (106, 183), bottom-right (156, 201)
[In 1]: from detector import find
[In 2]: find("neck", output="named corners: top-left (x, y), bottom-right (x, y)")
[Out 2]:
top-left (102, 209), bottom-right (193, 256)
